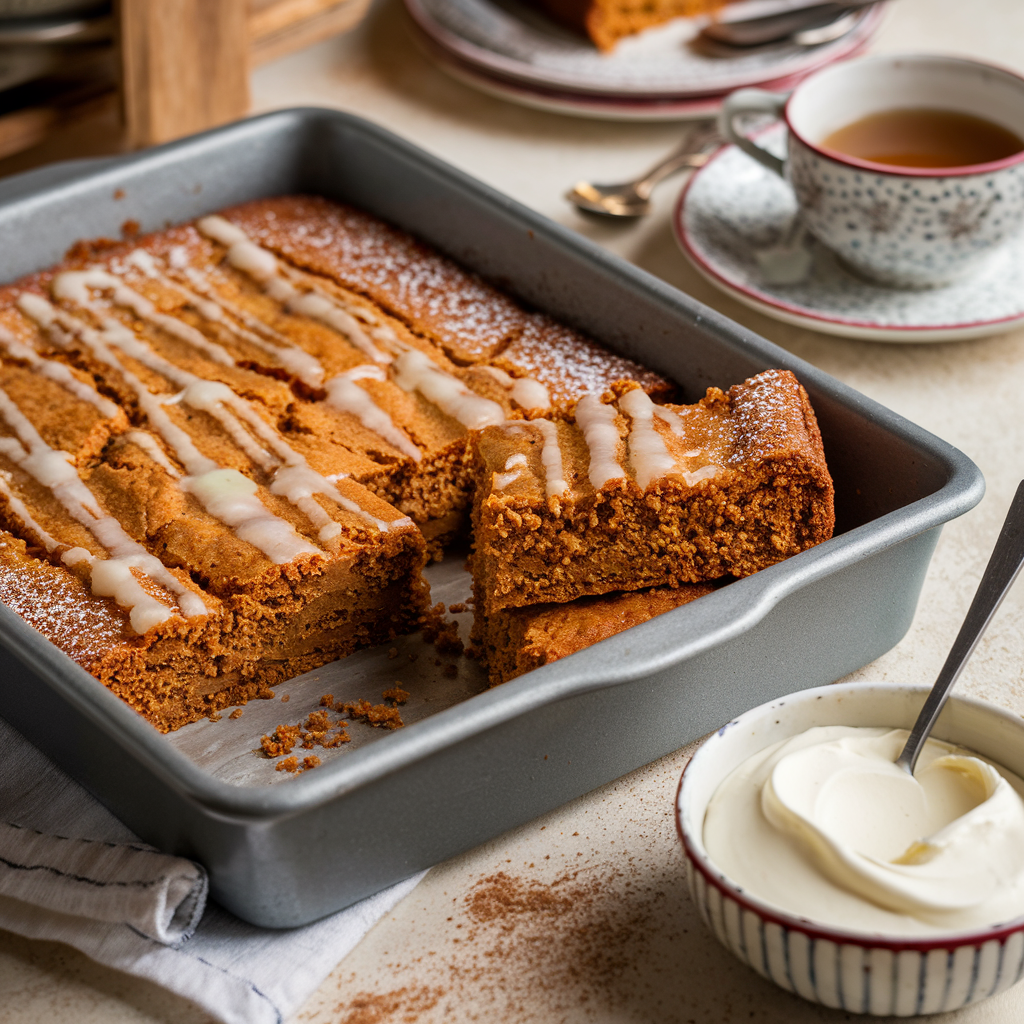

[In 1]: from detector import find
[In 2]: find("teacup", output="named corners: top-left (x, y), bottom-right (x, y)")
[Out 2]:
top-left (719, 54), bottom-right (1024, 289)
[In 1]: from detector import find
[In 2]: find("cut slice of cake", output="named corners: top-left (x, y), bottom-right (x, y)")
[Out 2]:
top-left (523, 0), bottom-right (726, 51)
top-left (478, 581), bottom-right (716, 686)
top-left (471, 370), bottom-right (835, 614)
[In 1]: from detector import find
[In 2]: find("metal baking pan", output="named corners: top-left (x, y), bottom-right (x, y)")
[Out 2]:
top-left (0, 108), bottom-right (983, 927)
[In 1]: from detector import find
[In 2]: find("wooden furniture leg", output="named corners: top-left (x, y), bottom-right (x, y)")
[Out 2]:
top-left (118, 0), bottom-right (251, 148)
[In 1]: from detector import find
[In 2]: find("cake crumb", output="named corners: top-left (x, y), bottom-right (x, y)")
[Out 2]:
top-left (443, 663), bottom-right (458, 679)
top-left (422, 601), bottom-right (465, 656)
top-left (388, 647), bottom-right (399, 659)
top-left (229, 708), bottom-right (243, 719)
top-left (383, 685), bottom-right (409, 704)
top-left (276, 757), bottom-right (300, 773)
top-left (301, 755), bottom-right (321, 771)
top-left (261, 723), bottom-right (301, 757)
top-left (319, 693), bottom-right (334, 707)
top-left (281, 694), bottom-right (290, 703)
top-left (208, 711), bottom-right (222, 723)
top-left (448, 602), bottom-right (467, 614)
top-left (341, 699), bottom-right (404, 730)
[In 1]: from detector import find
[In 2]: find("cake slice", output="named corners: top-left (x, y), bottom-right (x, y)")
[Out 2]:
top-left (478, 582), bottom-right (716, 686)
top-left (524, 0), bottom-right (726, 51)
top-left (471, 370), bottom-right (834, 614)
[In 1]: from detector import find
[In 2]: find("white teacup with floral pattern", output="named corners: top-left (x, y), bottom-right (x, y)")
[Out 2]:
top-left (719, 54), bottom-right (1024, 289)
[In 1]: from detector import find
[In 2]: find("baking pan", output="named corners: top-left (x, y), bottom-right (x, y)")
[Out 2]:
top-left (0, 108), bottom-right (983, 927)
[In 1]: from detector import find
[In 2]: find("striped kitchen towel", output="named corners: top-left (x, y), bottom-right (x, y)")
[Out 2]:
top-left (0, 715), bottom-right (424, 1024)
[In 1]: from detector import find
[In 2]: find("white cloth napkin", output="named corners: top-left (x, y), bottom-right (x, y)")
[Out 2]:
top-left (0, 716), bottom-right (424, 1024)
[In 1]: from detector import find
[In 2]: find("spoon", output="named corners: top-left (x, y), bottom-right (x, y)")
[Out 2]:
top-left (566, 125), bottom-right (721, 218)
top-left (700, 1), bottom-right (876, 47)
top-left (896, 480), bottom-right (1024, 775)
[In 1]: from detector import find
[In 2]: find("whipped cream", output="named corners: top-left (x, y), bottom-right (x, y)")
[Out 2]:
top-left (704, 726), bottom-right (1024, 935)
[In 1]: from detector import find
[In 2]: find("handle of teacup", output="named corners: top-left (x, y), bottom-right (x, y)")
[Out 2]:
top-left (718, 88), bottom-right (789, 178)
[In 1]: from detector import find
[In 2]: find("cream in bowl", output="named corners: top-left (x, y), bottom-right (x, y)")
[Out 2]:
top-left (676, 683), bottom-right (1024, 1015)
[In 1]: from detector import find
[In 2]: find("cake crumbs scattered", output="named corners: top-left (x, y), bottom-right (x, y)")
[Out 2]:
top-left (276, 756), bottom-right (299, 773)
top-left (340, 698), bottom-right (404, 730)
top-left (319, 693), bottom-right (334, 707)
top-left (422, 602), bottom-right (465, 656)
top-left (388, 647), bottom-right (399, 659)
top-left (229, 708), bottom-right (244, 719)
top-left (448, 602), bottom-right (468, 614)
top-left (261, 723), bottom-right (301, 757)
top-left (281, 694), bottom-right (290, 703)
top-left (260, 711), bottom-right (350, 762)
top-left (207, 711), bottom-right (222, 723)
top-left (302, 755), bottom-right (321, 771)
top-left (383, 685), bottom-right (409, 704)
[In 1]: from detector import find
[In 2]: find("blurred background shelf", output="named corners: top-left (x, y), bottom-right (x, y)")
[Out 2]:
top-left (0, 0), bottom-right (372, 172)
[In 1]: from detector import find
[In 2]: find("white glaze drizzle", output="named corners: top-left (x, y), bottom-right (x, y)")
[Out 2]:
top-left (0, 386), bottom-right (206, 632)
top-left (618, 388), bottom-right (677, 490)
top-left (0, 322), bottom-right (119, 418)
top-left (532, 418), bottom-right (569, 499)
top-left (492, 452), bottom-right (527, 492)
top-left (479, 365), bottom-right (551, 411)
top-left (0, 473), bottom-right (61, 553)
top-left (38, 287), bottom-right (404, 539)
top-left (18, 295), bottom-right (346, 561)
top-left (126, 250), bottom-right (326, 387)
top-left (681, 464), bottom-right (722, 487)
top-left (324, 365), bottom-right (421, 461)
top-left (196, 216), bottom-right (390, 365)
top-left (119, 431), bottom-right (181, 478)
top-left (650, 404), bottom-right (715, 479)
top-left (53, 269), bottom-right (236, 368)
top-left (653, 404), bottom-right (691, 435)
top-left (392, 349), bottom-right (504, 430)
top-left (574, 394), bottom-right (624, 490)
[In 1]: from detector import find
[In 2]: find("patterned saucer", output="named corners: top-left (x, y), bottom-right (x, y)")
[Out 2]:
top-left (674, 124), bottom-right (1024, 342)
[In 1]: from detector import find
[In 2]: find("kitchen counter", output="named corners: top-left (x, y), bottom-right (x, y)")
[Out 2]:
top-left (3, 0), bottom-right (1024, 1019)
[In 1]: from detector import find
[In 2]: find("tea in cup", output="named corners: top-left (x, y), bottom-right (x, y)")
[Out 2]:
top-left (719, 54), bottom-right (1024, 289)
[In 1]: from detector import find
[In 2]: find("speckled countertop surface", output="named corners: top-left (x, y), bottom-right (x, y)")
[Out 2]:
top-left (3, 0), bottom-right (1024, 1020)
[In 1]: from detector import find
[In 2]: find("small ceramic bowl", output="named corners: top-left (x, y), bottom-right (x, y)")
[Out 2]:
top-left (676, 682), bottom-right (1024, 1016)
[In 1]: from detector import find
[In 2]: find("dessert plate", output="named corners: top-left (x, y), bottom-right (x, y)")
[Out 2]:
top-left (404, 0), bottom-right (884, 98)
top-left (674, 124), bottom-right (1024, 342)
top-left (412, 26), bottom-right (722, 121)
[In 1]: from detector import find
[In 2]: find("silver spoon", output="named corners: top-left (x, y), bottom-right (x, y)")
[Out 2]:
top-left (700, 0), bottom-right (877, 47)
top-left (896, 480), bottom-right (1024, 775)
top-left (566, 125), bottom-right (721, 218)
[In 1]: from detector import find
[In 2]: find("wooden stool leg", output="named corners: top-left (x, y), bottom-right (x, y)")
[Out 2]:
top-left (118, 0), bottom-right (251, 148)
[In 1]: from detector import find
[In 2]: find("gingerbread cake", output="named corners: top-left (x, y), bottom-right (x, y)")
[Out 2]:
top-left (479, 581), bottom-right (717, 686)
top-left (0, 195), bottom-right (676, 730)
top-left (470, 373), bottom-right (834, 615)
top-left (523, 0), bottom-right (727, 51)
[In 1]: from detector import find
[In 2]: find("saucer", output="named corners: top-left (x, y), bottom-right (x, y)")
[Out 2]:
top-left (673, 124), bottom-right (1024, 342)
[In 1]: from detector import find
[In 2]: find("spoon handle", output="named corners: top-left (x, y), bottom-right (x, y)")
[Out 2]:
top-left (633, 125), bottom-right (721, 195)
top-left (896, 480), bottom-right (1024, 775)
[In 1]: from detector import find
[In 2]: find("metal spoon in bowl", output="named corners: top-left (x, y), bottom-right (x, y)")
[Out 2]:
top-left (566, 125), bottom-right (721, 218)
top-left (896, 480), bottom-right (1024, 775)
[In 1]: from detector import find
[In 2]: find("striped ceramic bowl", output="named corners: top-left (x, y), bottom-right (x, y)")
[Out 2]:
top-left (675, 681), bottom-right (1024, 1016)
